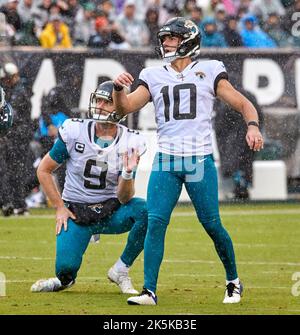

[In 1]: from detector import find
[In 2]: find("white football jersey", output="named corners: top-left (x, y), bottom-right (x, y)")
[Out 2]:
top-left (58, 119), bottom-right (146, 204)
top-left (139, 60), bottom-right (228, 156)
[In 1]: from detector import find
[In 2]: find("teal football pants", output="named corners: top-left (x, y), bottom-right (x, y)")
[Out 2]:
top-left (55, 197), bottom-right (147, 285)
top-left (144, 153), bottom-right (238, 293)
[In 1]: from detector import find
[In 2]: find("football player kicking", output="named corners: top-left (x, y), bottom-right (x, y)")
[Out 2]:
top-left (31, 81), bottom-right (147, 294)
top-left (112, 17), bottom-right (264, 305)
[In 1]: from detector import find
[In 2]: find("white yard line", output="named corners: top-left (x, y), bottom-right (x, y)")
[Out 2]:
top-left (1, 255), bottom-right (300, 266)
top-left (1, 208), bottom-right (300, 221)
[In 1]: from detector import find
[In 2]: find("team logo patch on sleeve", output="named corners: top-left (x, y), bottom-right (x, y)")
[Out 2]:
top-left (75, 142), bottom-right (85, 153)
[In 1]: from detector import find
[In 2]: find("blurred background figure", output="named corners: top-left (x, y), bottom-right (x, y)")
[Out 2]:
top-left (145, 6), bottom-right (160, 47)
top-left (115, 0), bottom-right (149, 49)
top-left (214, 77), bottom-right (264, 200)
top-left (0, 0), bottom-right (22, 36)
top-left (0, 11), bottom-right (15, 45)
top-left (263, 12), bottom-right (292, 47)
top-left (73, 1), bottom-right (95, 46)
top-left (240, 14), bottom-right (276, 48)
top-left (249, 0), bottom-right (285, 22)
top-left (88, 13), bottom-right (127, 49)
top-left (0, 62), bottom-right (35, 215)
top-left (189, 6), bottom-right (203, 30)
top-left (201, 16), bottom-right (227, 47)
top-left (223, 14), bottom-right (243, 47)
top-left (39, 13), bottom-right (72, 48)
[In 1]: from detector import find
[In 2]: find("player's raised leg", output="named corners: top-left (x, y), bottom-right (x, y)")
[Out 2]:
top-left (99, 197), bottom-right (148, 294)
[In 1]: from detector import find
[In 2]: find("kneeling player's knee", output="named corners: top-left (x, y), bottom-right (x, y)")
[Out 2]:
top-left (129, 197), bottom-right (148, 219)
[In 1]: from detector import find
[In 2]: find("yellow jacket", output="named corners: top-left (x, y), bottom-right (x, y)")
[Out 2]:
top-left (39, 22), bottom-right (72, 48)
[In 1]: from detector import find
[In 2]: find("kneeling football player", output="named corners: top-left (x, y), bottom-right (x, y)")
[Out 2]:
top-left (31, 81), bottom-right (147, 294)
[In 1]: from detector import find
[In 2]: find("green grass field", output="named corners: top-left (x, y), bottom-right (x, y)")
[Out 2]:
top-left (0, 202), bottom-right (300, 315)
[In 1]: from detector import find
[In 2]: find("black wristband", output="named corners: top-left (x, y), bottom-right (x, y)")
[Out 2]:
top-left (247, 121), bottom-right (259, 127)
top-left (113, 83), bottom-right (124, 91)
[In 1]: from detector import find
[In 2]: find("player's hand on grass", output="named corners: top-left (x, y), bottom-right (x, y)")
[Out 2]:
top-left (55, 206), bottom-right (76, 235)
top-left (123, 149), bottom-right (140, 173)
top-left (246, 126), bottom-right (264, 152)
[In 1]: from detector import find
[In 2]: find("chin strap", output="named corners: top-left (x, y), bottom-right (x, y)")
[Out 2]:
top-left (106, 111), bottom-right (127, 123)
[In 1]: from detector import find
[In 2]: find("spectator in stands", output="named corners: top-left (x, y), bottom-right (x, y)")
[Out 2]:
top-left (60, 0), bottom-right (81, 36)
top-left (14, 19), bottom-right (40, 45)
top-left (181, 0), bottom-right (197, 17)
top-left (0, 11), bottom-right (15, 45)
top-left (32, 0), bottom-right (53, 38)
top-left (214, 3), bottom-right (227, 31)
top-left (190, 6), bottom-right (203, 30)
top-left (221, 0), bottom-right (236, 15)
top-left (249, 0), bottom-right (285, 22)
top-left (161, 0), bottom-right (183, 17)
top-left (202, 0), bottom-right (221, 17)
top-left (116, 0), bottom-right (149, 49)
top-left (88, 14), bottom-right (127, 49)
top-left (201, 16), bottom-right (227, 47)
top-left (97, 0), bottom-right (116, 21)
top-left (223, 15), bottom-right (243, 47)
top-left (17, 0), bottom-right (36, 25)
top-left (0, 0), bottom-right (22, 34)
top-left (39, 13), bottom-right (72, 48)
top-left (263, 12), bottom-right (292, 48)
top-left (146, 0), bottom-right (171, 27)
top-left (145, 6), bottom-right (160, 47)
top-left (73, 1), bottom-right (95, 46)
top-left (240, 14), bottom-right (277, 48)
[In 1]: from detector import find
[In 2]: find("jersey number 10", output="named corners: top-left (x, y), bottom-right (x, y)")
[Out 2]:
top-left (160, 83), bottom-right (197, 122)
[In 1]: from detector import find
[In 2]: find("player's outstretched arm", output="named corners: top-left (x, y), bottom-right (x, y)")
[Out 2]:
top-left (216, 79), bottom-right (264, 152)
top-left (37, 153), bottom-right (76, 234)
top-left (113, 72), bottom-right (150, 116)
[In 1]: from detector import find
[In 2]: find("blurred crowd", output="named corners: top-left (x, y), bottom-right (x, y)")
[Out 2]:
top-left (0, 0), bottom-right (299, 49)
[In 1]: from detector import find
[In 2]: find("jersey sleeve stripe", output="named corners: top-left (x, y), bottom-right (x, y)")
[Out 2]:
top-left (58, 130), bottom-right (66, 144)
top-left (214, 71), bottom-right (228, 95)
top-left (88, 121), bottom-right (93, 143)
top-left (137, 79), bottom-right (152, 102)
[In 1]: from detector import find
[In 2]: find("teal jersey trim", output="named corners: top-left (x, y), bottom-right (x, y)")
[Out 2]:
top-left (49, 138), bottom-right (69, 164)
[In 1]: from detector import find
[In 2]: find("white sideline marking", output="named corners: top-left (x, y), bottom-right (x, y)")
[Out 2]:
top-left (0, 256), bottom-right (53, 260)
top-left (1, 255), bottom-right (300, 266)
top-left (1, 208), bottom-right (300, 220)
top-left (5, 278), bottom-right (292, 291)
top-left (163, 259), bottom-right (300, 266)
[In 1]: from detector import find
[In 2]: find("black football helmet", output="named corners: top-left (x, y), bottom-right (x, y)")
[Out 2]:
top-left (88, 80), bottom-right (126, 124)
top-left (156, 17), bottom-right (201, 62)
top-left (0, 86), bottom-right (13, 136)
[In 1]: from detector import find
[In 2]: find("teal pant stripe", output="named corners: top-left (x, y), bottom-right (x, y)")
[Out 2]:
top-left (55, 197), bottom-right (147, 281)
top-left (144, 153), bottom-right (238, 293)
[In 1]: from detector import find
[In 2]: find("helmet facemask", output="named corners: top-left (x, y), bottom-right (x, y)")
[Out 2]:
top-left (88, 92), bottom-right (117, 124)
